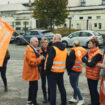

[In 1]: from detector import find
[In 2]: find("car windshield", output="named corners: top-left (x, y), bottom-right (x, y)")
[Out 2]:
top-left (93, 32), bottom-right (101, 36)
top-left (42, 31), bottom-right (53, 35)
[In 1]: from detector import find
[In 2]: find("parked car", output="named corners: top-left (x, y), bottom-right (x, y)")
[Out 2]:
top-left (15, 30), bottom-right (54, 45)
top-left (61, 30), bottom-right (104, 47)
top-left (10, 31), bottom-right (24, 43)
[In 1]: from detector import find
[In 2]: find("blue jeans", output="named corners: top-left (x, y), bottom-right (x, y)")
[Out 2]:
top-left (69, 72), bottom-right (83, 100)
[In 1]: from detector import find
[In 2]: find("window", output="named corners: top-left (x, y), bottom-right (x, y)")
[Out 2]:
top-left (94, 23), bottom-right (97, 27)
top-left (23, 21), bottom-right (29, 25)
top-left (80, 17), bottom-right (83, 19)
top-left (81, 0), bottom-right (86, 6)
top-left (80, 32), bottom-right (92, 37)
top-left (30, 31), bottom-right (39, 35)
top-left (99, 23), bottom-right (102, 29)
top-left (93, 32), bottom-right (101, 36)
top-left (64, 24), bottom-right (67, 27)
top-left (71, 32), bottom-right (80, 37)
top-left (102, 0), bottom-right (105, 5)
top-left (16, 22), bottom-right (21, 25)
top-left (96, 16), bottom-right (101, 19)
top-left (16, 27), bottom-right (21, 30)
top-left (88, 16), bottom-right (92, 19)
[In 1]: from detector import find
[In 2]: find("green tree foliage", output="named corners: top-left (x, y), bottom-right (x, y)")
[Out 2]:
top-left (33, 0), bottom-right (68, 30)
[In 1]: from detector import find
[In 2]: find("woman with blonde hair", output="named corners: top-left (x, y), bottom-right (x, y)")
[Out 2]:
top-left (39, 37), bottom-right (50, 103)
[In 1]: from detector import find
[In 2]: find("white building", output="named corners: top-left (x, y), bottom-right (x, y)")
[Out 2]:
top-left (67, 0), bottom-right (105, 34)
top-left (0, 0), bottom-right (37, 32)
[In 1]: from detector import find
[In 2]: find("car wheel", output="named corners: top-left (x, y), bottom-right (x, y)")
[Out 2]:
top-left (16, 39), bottom-right (21, 45)
top-left (62, 41), bottom-right (68, 47)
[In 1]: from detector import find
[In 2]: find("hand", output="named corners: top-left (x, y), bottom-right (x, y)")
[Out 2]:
top-left (96, 63), bottom-right (104, 68)
top-left (39, 55), bottom-right (45, 60)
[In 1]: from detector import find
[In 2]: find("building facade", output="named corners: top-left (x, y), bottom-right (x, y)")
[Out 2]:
top-left (67, 0), bottom-right (105, 34)
top-left (0, 0), bottom-right (37, 32)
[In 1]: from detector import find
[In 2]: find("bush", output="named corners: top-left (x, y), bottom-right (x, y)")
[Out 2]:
top-left (53, 28), bottom-right (78, 36)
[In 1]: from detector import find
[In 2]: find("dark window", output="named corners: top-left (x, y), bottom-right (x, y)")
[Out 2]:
top-left (96, 16), bottom-right (101, 19)
top-left (80, 17), bottom-right (83, 19)
top-left (81, 0), bottom-right (86, 6)
top-left (88, 16), bottom-right (92, 19)
top-left (64, 24), bottom-right (67, 27)
top-left (31, 31), bottom-right (39, 35)
top-left (80, 32), bottom-right (92, 37)
top-left (16, 27), bottom-right (21, 30)
top-left (99, 23), bottom-right (102, 29)
top-left (94, 23), bottom-right (97, 27)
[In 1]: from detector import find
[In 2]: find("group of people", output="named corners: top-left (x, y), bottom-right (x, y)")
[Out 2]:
top-left (1, 33), bottom-right (105, 105)
top-left (22, 33), bottom-right (105, 105)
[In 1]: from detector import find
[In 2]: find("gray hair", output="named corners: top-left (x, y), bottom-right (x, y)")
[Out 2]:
top-left (30, 37), bottom-right (38, 43)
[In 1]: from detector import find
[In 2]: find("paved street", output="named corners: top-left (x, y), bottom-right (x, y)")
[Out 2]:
top-left (0, 44), bottom-right (104, 105)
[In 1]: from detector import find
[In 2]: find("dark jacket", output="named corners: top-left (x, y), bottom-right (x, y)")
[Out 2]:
top-left (0, 50), bottom-right (10, 70)
top-left (66, 50), bottom-right (76, 75)
top-left (39, 48), bottom-right (48, 73)
top-left (82, 53), bottom-right (102, 67)
top-left (46, 42), bottom-right (67, 74)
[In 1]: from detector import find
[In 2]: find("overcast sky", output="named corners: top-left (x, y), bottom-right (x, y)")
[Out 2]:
top-left (0, 0), bottom-right (34, 5)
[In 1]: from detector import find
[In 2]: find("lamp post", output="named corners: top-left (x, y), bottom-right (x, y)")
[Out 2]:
top-left (68, 17), bottom-right (72, 33)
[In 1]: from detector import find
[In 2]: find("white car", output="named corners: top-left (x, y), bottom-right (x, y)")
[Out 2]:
top-left (61, 30), bottom-right (104, 47)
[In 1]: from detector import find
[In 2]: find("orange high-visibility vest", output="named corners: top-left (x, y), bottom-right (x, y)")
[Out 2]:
top-left (86, 47), bottom-right (103, 80)
top-left (44, 46), bottom-right (68, 73)
top-left (100, 78), bottom-right (105, 104)
top-left (70, 47), bottom-right (87, 72)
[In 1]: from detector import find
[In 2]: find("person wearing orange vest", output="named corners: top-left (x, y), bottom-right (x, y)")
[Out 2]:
top-left (45, 34), bottom-right (68, 105)
top-left (82, 38), bottom-right (103, 105)
top-left (39, 37), bottom-right (50, 103)
top-left (97, 50), bottom-right (105, 105)
top-left (66, 40), bottom-right (87, 105)
top-left (22, 37), bottom-right (45, 105)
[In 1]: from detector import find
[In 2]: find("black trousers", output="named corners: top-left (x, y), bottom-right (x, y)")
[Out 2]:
top-left (41, 71), bottom-right (50, 100)
top-left (48, 73), bottom-right (66, 105)
top-left (28, 81), bottom-right (38, 105)
top-left (87, 79), bottom-right (100, 105)
top-left (0, 66), bottom-right (7, 89)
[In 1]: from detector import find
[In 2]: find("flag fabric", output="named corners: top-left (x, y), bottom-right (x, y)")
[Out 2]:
top-left (0, 17), bottom-right (14, 67)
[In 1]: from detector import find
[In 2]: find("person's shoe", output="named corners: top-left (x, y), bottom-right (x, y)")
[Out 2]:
top-left (77, 100), bottom-right (84, 105)
top-left (68, 97), bottom-right (77, 103)
top-left (26, 101), bottom-right (33, 105)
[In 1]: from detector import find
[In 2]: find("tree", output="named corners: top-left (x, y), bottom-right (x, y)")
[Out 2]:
top-left (33, 0), bottom-right (68, 30)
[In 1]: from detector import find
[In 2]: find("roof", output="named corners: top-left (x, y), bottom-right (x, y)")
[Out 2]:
top-left (0, 3), bottom-right (29, 12)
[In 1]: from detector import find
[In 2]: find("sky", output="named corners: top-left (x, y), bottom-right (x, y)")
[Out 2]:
top-left (0, 0), bottom-right (34, 5)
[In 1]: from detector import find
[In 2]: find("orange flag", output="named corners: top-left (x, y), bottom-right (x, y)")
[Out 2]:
top-left (0, 17), bottom-right (14, 67)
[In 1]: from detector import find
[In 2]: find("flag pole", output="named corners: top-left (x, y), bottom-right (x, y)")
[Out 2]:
top-left (15, 31), bottom-right (30, 45)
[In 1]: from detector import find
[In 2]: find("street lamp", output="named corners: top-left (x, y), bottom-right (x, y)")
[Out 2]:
top-left (68, 17), bottom-right (72, 33)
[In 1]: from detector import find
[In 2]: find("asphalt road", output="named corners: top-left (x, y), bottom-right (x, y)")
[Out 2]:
top-left (0, 44), bottom-right (104, 105)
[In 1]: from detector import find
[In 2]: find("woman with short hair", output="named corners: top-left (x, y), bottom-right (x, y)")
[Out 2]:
top-left (82, 38), bottom-right (103, 105)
